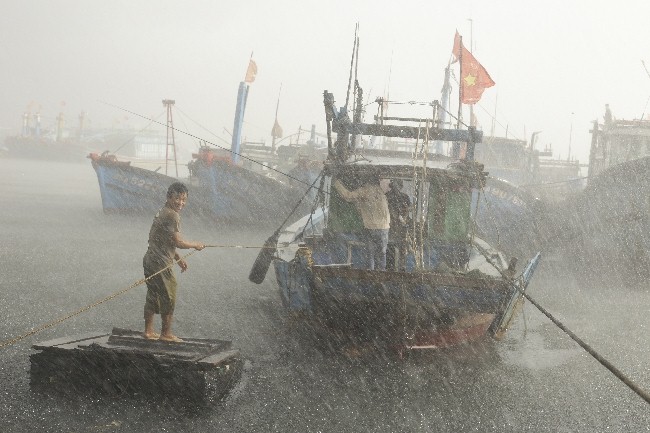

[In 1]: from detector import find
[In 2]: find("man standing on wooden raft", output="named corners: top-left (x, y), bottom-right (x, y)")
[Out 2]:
top-left (142, 182), bottom-right (205, 343)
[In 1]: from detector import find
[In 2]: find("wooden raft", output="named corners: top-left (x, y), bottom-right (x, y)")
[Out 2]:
top-left (30, 328), bottom-right (242, 403)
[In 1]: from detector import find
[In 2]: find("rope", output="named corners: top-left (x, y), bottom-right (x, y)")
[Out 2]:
top-left (472, 245), bottom-right (650, 405)
top-left (0, 250), bottom-right (197, 349)
top-left (204, 244), bottom-right (276, 249)
top-left (0, 240), bottom-right (294, 349)
top-left (520, 290), bottom-right (650, 405)
top-left (110, 110), bottom-right (166, 155)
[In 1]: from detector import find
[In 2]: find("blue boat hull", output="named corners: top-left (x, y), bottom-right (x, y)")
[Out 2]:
top-left (189, 158), bottom-right (309, 223)
top-left (90, 156), bottom-right (182, 214)
top-left (273, 245), bottom-right (541, 346)
top-left (90, 154), bottom-right (310, 224)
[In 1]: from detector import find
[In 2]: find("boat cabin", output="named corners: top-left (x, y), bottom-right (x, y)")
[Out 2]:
top-left (309, 157), bottom-right (486, 273)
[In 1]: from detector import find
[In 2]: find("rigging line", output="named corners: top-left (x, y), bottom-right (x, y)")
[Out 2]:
top-left (272, 171), bottom-right (327, 240)
top-left (110, 110), bottom-right (166, 155)
top-left (474, 246), bottom-right (650, 406)
top-left (299, 174), bottom-right (326, 237)
top-left (99, 101), bottom-right (328, 194)
top-left (203, 244), bottom-right (277, 249)
top-left (345, 23), bottom-right (359, 109)
top-left (0, 250), bottom-right (198, 349)
top-left (173, 107), bottom-right (194, 143)
top-left (175, 105), bottom-right (221, 142)
top-left (449, 72), bottom-right (516, 140)
top-left (474, 101), bottom-right (525, 142)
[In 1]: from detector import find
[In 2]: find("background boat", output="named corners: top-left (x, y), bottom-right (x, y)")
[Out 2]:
top-left (89, 96), bottom-right (315, 226)
top-left (548, 106), bottom-right (650, 285)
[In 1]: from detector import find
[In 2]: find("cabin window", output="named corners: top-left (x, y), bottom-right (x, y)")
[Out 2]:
top-left (327, 175), bottom-right (364, 233)
top-left (426, 177), bottom-right (471, 242)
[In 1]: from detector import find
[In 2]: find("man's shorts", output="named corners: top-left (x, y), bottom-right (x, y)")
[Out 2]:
top-left (143, 261), bottom-right (177, 315)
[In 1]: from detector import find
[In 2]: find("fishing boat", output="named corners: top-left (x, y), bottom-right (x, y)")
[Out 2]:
top-left (558, 105), bottom-right (650, 284)
top-left (30, 328), bottom-right (242, 404)
top-left (89, 96), bottom-right (312, 225)
top-left (252, 50), bottom-right (541, 351)
top-left (3, 110), bottom-right (91, 162)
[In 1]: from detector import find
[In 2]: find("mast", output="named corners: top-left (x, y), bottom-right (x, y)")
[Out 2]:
top-left (56, 112), bottom-right (64, 142)
top-left (435, 64), bottom-right (452, 154)
top-left (231, 82), bottom-right (249, 165)
top-left (163, 99), bottom-right (178, 177)
top-left (271, 84), bottom-right (283, 153)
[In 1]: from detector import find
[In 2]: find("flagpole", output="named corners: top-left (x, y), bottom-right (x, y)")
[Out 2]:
top-left (272, 83), bottom-right (282, 153)
top-left (457, 35), bottom-right (463, 129)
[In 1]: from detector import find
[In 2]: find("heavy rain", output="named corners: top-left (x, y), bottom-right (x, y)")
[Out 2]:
top-left (1, 1), bottom-right (650, 432)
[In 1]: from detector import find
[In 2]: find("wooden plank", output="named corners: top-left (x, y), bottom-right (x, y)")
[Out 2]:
top-left (107, 335), bottom-right (229, 354)
top-left (110, 328), bottom-right (232, 348)
top-left (32, 332), bottom-right (111, 350)
top-left (88, 341), bottom-right (201, 361)
top-left (196, 349), bottom-right (240, 367)
top-left (53, 335), bottom-right (109, 350)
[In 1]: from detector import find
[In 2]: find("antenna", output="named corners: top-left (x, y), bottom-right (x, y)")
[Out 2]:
top-left (345, 23), bottom-right (359, 110)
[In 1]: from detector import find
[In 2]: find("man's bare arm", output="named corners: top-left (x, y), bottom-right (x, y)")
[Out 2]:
top-left (173, 232), bottom-right (205, 250)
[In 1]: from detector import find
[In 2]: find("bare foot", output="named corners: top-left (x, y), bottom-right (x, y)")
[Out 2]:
top-left (159, 334), bottom-right (183, 343)
top-left (142, 332), bottom-right (160, 340)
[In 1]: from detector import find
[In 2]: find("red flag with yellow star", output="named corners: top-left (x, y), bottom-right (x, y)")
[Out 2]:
top-left (452, 32), bottom-right (495, 104)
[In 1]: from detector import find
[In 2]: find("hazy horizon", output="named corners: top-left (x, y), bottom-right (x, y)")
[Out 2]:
top-left (2, 0), bottom-right (649, 164)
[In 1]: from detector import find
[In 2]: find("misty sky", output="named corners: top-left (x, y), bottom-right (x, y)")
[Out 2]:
top-left (2, 0), bottom-right (649, 164)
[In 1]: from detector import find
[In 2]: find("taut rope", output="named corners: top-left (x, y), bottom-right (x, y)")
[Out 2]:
top-left (0, 243), bottom-right (274, 349)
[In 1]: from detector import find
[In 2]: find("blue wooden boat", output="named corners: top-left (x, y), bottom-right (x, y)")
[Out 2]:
top-left (89, 149), bottom-right (308, 225)
top-left (88, 94), bottom-right (312, 225)
top-left (264, 76), bottom-right (541, 351)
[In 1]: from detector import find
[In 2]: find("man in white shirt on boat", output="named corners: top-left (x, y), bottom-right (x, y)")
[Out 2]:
top-left (333, 174), bottom-right (390, 270)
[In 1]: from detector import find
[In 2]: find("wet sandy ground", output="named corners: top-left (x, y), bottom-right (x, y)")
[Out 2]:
top-left (1, 158), bottom-right (649, 432)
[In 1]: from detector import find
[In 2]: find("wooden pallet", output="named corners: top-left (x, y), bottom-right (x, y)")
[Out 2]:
top-left (30, 328), bottom-right (242, 404)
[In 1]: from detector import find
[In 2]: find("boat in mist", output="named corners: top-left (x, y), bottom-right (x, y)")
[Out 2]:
top-left (553, 105), bottom-right (650, 285)
top-left (254, 32), bottom-right (541, 353)
top-left (88, 93), bottom-right (315, 225)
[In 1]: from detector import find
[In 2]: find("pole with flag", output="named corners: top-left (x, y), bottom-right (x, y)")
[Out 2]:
top-left (452, 31), bottom-right (495, 106)
top-left (451, 31), bottom-right (495, 158)
top-left (231, 53), bottom-right (257, 164)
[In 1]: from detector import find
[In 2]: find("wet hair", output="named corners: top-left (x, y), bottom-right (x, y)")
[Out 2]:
top-left (167, 182), bottom-right (188, 198)
top-left (390, 179), bottom-right (404, 190)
